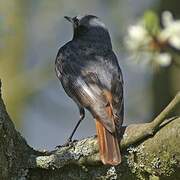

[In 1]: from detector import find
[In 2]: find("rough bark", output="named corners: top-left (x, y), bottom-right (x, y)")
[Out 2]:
top-left (0, 81), bottom-right (179, 180)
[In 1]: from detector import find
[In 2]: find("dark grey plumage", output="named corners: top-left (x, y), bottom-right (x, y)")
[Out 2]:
top-left (55, 15), bottom-right (123, 163)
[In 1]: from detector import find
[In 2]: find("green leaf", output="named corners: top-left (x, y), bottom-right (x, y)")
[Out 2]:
top-left (143, 10), bottom-right (160, 36)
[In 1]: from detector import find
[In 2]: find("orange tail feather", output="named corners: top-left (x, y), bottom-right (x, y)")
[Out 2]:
top-left (96, 120), bottom-right (121, 165)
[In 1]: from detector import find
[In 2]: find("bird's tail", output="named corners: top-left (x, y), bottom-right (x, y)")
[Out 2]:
top-left (95, 119), bottom-right (121, 165)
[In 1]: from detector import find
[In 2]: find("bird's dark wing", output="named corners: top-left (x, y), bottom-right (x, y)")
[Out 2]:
top-left (55, 45), bottom-right (123, 133)
top-left (111, 66), bottom-right (124, 135)
top-left (102, 51), bottom-right (124, 134)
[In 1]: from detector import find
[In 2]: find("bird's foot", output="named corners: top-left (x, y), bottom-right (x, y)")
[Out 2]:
top-left (55, 139), bottom-right (77, 149)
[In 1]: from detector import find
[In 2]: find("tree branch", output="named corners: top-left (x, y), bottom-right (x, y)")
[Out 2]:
top-left (0, 81), bottom-right (179, 179)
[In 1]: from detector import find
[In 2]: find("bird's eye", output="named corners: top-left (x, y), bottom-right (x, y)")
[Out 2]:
top-left (73, 18), bottom-right (79, 26)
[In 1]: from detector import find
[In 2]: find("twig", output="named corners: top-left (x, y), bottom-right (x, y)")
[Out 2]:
top-left (151, 91), bottom-right (180, 128)
top-left (120, 91), bottom-right (180, 148)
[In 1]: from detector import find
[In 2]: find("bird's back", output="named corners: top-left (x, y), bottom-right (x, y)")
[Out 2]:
top-left (55, 39), bottom-right (123, 131)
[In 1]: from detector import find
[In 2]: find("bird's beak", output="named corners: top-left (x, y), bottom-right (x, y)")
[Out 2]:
top-left (64, 16), bottom-right (73, 23)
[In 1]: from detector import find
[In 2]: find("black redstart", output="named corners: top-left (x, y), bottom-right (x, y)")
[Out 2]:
top-left (55, 15), bottom-right (124, 165)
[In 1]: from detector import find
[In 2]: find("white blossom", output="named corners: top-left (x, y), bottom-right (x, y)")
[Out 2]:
top-left (124, 11), bottom-right (179, 68)
top-left (124, 23), bottom-right (152, 51)
top-left (154, 52), bottom-right (172, 67)
top-left (158, 11), bottom-right (180, 49)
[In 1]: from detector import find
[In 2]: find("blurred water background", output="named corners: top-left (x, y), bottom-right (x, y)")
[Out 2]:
top-left (0, 0), bottom-right (179, 150)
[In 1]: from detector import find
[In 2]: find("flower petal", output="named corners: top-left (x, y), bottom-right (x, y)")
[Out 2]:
top-left (155, 53), bottom-right (172, 67)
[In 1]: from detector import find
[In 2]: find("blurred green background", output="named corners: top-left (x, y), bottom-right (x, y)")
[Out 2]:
top-left (0, 0), bottom-right (179, 150)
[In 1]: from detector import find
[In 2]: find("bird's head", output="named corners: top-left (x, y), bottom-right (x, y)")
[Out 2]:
top-left (64, 15), bottom-right (105, 30)
top-left (64, 15), bottom-right (112, 46)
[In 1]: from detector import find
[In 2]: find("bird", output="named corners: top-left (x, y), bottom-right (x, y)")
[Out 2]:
top-left (55, 15), bottom-right (124, 165)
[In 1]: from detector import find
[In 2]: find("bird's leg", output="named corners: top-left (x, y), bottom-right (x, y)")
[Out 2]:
top-left (67, 108), bottom-right (85, 143)
top-left (56, 108), bottom-right (85, 148)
